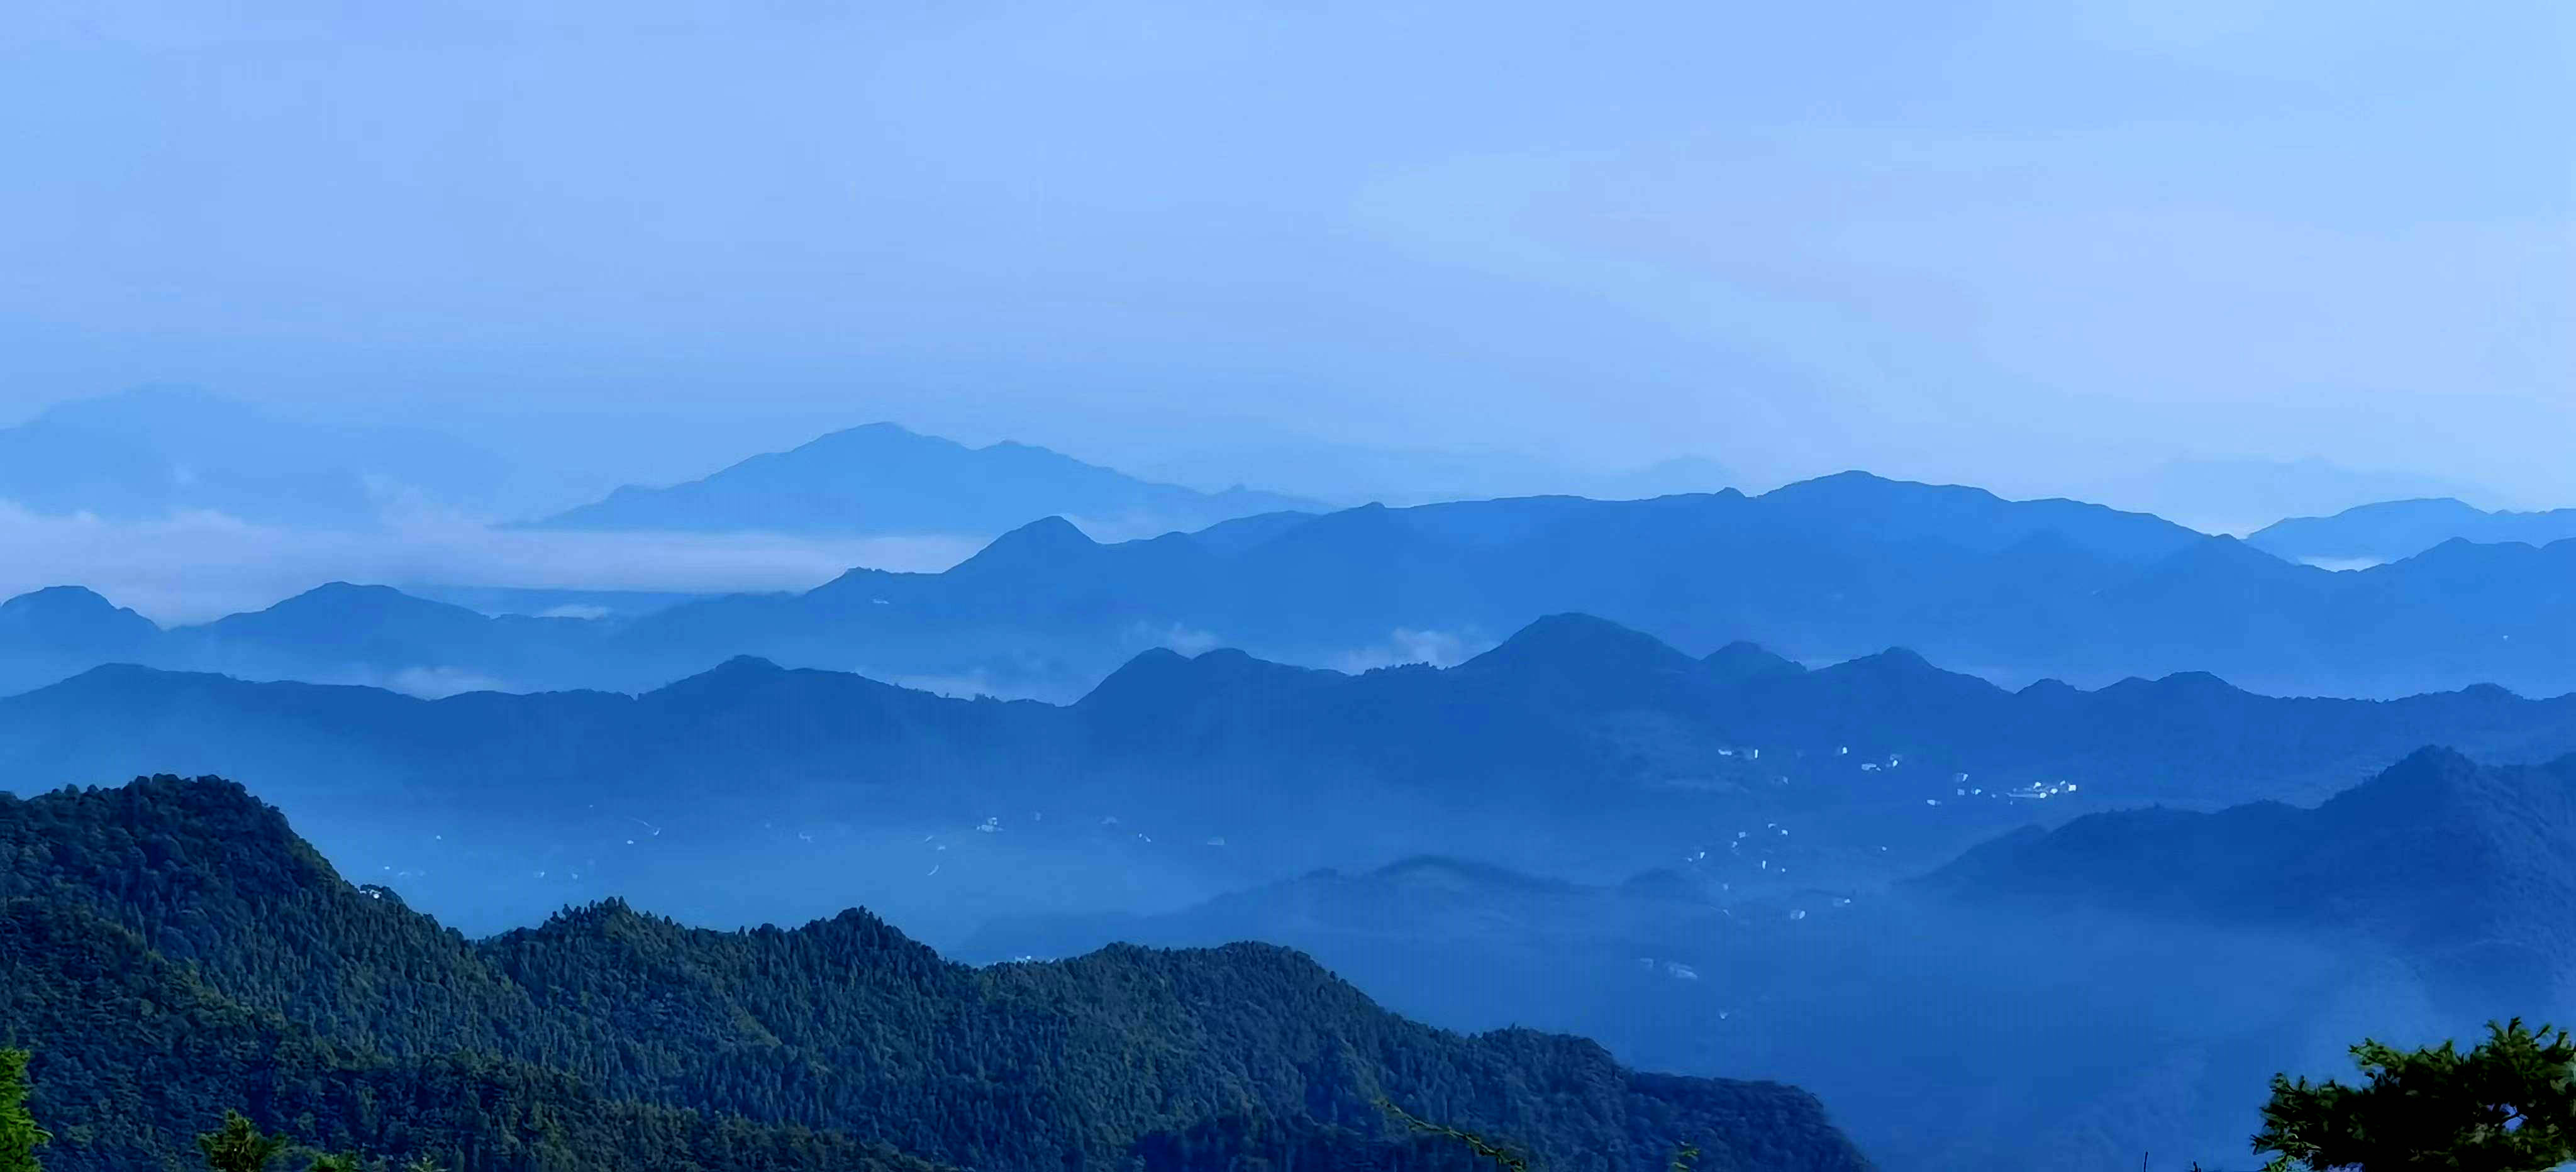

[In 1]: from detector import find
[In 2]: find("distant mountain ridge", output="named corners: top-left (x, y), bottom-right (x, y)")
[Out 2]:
top-left (2080, 456), bottom-right (2494, 536)
top-left (0, 385), bottom-right (511, 525)
top-left (1916, 746), bottom-right (2576, 1003)
top-left (2249, 497), bottom-right (2576, 566)
top-left (0, 774), bottom-right (1867, 1172)
top-left (10, 470), bottom-right (2576, 700)
top-left (8, 612), bottom-right (2576, 938)
top-left (963, 748), bottom-right (2562, 1172)
top-left (533, 421), bottom-right (1320, 538)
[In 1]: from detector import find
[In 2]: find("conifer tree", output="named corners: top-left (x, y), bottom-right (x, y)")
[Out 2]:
top-left (0, 1049), bottom-right (47, 1172)
top-left (2256, 1019), bottom-right (2576, 1172)
top-left (197, 1113), bottom-right (291, 1172)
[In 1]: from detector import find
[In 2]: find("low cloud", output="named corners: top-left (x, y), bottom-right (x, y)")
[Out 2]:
top-left (1328, 628), bottom-right (1489, 673)
top-left (1138, 623), bottom-right (1228, 657)
top-left (0, 502), bottom-right (983, 624)
top-left (2299, 556), bottom-right (2385, 573)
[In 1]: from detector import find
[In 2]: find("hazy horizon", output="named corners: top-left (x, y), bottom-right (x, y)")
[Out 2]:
top-left (4, 9), bottom-right (2573, 1168)
top-left (6, 1), bottom-right (2567, 528)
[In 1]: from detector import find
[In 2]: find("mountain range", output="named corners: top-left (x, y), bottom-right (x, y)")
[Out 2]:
top-left (966, 749), bottom-right (2576, 1172)
top-left (1918, 746), bottom-right (2576, 1005)
top-left (5, 612), bottom-right (2576, 941)
top-left (2075, 456), bottom-right (2492, 536)
top-left (2248, 497), bottom-right (2576, 567)
top-left (1112, 436), bottom-right (1741, 508)
top-left (532, 421), bottom-right (1319, 539)
top-left (17, 470), bottom-right (2576, 700)
top-left (0, 775), bottom-right (1867, 1172)
top-left (0, 386), bottom-right (511, 526)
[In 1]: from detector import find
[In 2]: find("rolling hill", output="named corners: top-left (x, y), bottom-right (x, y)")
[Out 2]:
top-left (16, 472), bottom-right (2576, 701)
top-left (532, 421), bottom-right (1318, 539)
top-left (966, 750), bottom-right (2576, 1172)
top-left (2248, 497), bottom-right (2576, 567)
top-left (5, 614), bottom-right (2576, 941)
top-left (1917, 746), bottom-right (2576, 1004)
top-left (0, 775), bottom-right (1870, 1172)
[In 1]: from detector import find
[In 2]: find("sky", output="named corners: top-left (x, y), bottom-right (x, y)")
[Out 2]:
top-left (1, 1), bottom-right (2569, 519)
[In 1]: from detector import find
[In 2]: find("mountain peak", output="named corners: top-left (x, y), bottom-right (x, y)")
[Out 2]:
top-left (533, 423), bottom-right (1316, 538)
top-left (0, 584), bottom-right (145, 621)
top-left (0, 585), bottom-right (161, 650)
top-left (1079, 644), bottom-right (1333, 712)
top-left (2314, 744), bottom-right (2489, 821)
top-left (1755, 470), bottom-right (2201, 563)
top-left (791, 421), bottom-right (952, 455)
top-left (1704, 641), bottom-right (1803, 685)
top-left (2245, 496), bottom-right (2576, 566)
top-left (836, 421), bottom-right (924, 439)
top-left (1, 584), bottom-right (117, 611)
top-left (260, 582), bottom-right (477, 621)
top-left (1807, 646), bottom-right (2005, 706)
top-left (1828, 646), bottom-right (1942, 678)
top-left (949, 516), bottom-right (1099, 575)
top-left (1460, 614), bottom-right (1699, 681)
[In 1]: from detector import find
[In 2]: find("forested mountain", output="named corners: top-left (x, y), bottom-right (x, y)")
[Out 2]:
top-left (0, 583), bottom-right (616, 698)
top-left (0, 587), bottom-right (157, 662)
top-left (962, 853), bottom-right (2359, 1172)
top-left (966, 751), bottom-right (2576, 1172)
top-left (533, 422), bottom-right (1318, 538)
top-left (12, 471), bottom-right (2576, 700)
top-left (1918, 747), bottom-right (2576, 1004)
top-left (2248, 497), bottom-right (2576, 567)
top-left (0, 776), bottom-right (1868, 1172)
top-left (3, 613), bottom-right (2573, 941)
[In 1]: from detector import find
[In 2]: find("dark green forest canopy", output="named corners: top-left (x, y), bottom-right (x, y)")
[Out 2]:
top-left (0, 775), bottom-right (1871, 1172)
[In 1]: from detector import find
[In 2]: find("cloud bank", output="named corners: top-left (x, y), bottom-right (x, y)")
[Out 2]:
top-left (0, 502), bottom-right (980, 624)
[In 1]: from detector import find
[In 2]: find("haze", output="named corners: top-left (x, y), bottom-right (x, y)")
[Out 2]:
top-left (8, 9), bottom-right (2576, 1170)
top-left (4, 0), bottom-right (2567, 533)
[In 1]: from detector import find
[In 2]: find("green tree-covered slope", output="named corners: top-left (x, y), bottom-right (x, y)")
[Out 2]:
top-left (0, 775), bottom-right (1870, 1172)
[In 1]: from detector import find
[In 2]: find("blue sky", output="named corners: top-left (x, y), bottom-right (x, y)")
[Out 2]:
top-left (3, 0), bottom-right (2567, 511)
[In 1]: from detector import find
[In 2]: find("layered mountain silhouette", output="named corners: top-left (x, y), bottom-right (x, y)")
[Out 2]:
top-left (532, 421), bottom-right (1318, 538)
top-left (0, 582), bottom-right (614, 697)
top-left (2080, 456), bottom-right (2489, 536)
top-left (0, 775), bottom-right (1865, 1172)
top-left (550, 480), bottom-right (2576, 700)
top-left (1114, 436), bottom-right (1740, 507)
top-left (1918, 746), bottom-right (2576, 1003)
top-left (11, 470), bottom-right (2576, 701)
top-left (6, 612), bottom-right (2576, 939)
top-left (0, 386), bottom-right (510, 525)
top-left (969, 748), bottom-right (2576, 1172)
top-left (2249, 497), bottom-right (2576, 566)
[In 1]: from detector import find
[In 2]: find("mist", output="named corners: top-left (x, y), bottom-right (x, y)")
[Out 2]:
top-left (0, 5), bottom-right (2567, 1172)
top-left (4, 1), bottom-right (2566, 511)
top-left (0, 502), bottom-right (977, 624)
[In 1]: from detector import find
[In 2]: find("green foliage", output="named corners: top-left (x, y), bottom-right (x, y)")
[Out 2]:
top-left (198, 1112), bottom-right (291, 1172)
top-left (1379, 1098), bottom-right (1531, 1172)
top-left (0, 776), bottom-right (1867, 1172)
top-left (2254, 1019), bottom-right (2576, 1172)
top-left (0, 1049), bottom-right (47, 1172)
top-left (1377, 1099), bottom-right (1702, 1172)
